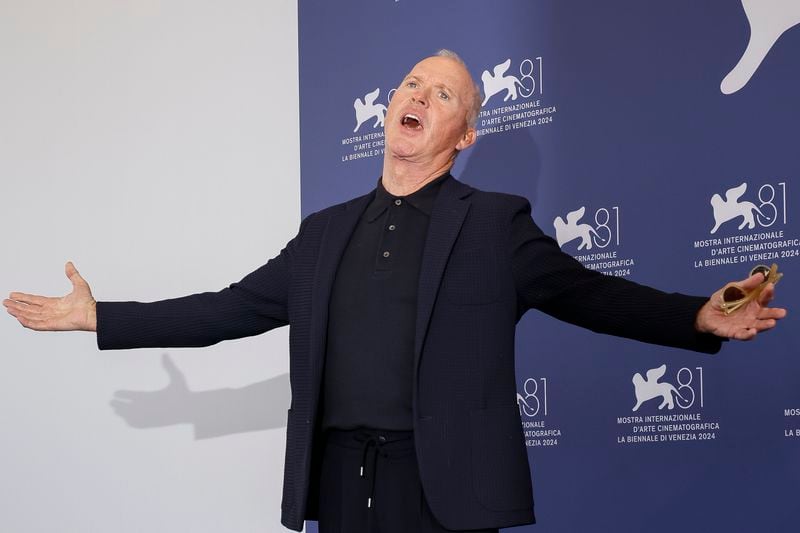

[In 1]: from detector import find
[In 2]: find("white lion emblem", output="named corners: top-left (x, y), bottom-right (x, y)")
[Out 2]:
top-left (553, 207), bottom-right (602, 250)
top-left (481, 59), bottom-right (525, 106)
top-left (353, 88), bottom-right (387, 133)
top-left (709, 182), bottom-right (769, 234)
top-left (631, 365), bottom-right (685, 412)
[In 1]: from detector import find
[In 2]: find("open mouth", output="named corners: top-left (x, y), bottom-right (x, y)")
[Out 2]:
top-left (401, 113), bottom-right (423, 130)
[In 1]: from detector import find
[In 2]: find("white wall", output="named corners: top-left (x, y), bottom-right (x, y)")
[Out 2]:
top-left (0, 1), bottom-right (300, 531)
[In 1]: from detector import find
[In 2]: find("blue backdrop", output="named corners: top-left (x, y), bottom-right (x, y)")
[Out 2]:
top-left (298, 1), bottom-right (799, 530)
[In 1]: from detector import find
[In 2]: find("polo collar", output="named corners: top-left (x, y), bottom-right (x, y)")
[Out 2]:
top-left (364, 172), bottom-right (452, 222)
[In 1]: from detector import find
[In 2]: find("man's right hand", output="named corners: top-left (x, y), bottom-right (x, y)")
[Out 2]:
top-left (3, 261), bottom-right (97, 332)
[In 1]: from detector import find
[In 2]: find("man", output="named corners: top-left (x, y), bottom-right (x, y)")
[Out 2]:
top-left (3, 51), bottom-right (786, 532)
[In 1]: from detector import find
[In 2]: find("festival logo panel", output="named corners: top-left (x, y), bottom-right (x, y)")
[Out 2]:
top-left (616, 364), bottom-right (721, 446)
top-left (552, 203), bottom-right (636, 278)
top-left (516, 375), bottom-right (563, 449)
top-left (341, 86), bottom-right (391, 163)
top-left (692, 180), bottom-right (798, 271)
top-left (476, 55), bottom-right (557, 139)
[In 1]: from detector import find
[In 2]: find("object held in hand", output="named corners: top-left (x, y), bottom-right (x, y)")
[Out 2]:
top-left (720, 263), bottom-right (783, 315)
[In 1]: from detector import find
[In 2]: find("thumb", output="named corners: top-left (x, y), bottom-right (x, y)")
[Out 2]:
top-left (736, 271), bottom-right (767, 292)
top-left (65, 261), bottom-right (88, 290)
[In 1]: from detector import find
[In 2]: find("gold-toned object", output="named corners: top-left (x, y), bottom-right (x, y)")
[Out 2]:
top-left (720, 263), bottom-right (783, 315)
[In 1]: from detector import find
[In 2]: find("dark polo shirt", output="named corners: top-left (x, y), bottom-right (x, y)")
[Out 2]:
top-left (321, 173), bottom-right (449, 431)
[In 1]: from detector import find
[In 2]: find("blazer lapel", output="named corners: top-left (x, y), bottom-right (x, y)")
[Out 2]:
top-left (414, 178), bottom-right (473, 365)
top-left (309, 192), bottom-right (373, 399)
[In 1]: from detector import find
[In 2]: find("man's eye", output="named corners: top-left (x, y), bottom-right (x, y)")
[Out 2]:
top-left (438, 91), bottom-right (450, 100)
top-left (406, 81), bottom-right (417, 88)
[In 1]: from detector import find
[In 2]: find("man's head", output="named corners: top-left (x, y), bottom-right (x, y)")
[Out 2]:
top-left (384, 50), bottom-right (482, 168)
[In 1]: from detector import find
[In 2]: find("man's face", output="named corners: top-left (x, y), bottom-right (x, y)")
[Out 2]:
top-left (384, 56), bottom-right (477, 164)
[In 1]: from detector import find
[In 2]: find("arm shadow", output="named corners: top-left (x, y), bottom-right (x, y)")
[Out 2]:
top-left (110, 353), bottom-right (290, 440)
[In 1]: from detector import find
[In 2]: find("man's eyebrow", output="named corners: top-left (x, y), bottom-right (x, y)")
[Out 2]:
top-left (404, 75), bottom-right (454, 92)
top-left (402, 74), bottom-right (458, 97)
top-left (431, 81), bottom-right (455, 96)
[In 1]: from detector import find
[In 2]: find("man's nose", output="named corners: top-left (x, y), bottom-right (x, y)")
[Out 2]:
top-left (411, 92), bottom-right (428, 107)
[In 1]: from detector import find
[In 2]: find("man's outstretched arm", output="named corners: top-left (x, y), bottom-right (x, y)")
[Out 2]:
top-left (508, 197), bottom-right (787, 350)
top-left (3, 213), bottom-right (312, 349)
top-left (4, 216), bottom-right (310, 348)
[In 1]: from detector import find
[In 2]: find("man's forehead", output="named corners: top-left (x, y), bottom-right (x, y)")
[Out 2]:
top-left (404, 56), bottom-right (472, 87)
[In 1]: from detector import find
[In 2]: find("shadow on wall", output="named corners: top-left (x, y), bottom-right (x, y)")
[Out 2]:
top-left (110, 353), bottom-right (290, 439)
top-left (457, 127), bottom-right (541, 202)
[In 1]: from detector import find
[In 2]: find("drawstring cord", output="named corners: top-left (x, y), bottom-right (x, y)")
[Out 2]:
top-left (358, 434), bottom-right (388, 508)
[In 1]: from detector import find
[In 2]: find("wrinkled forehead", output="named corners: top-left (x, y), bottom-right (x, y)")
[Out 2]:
top-left (404, 56), bottom-right (475, 94)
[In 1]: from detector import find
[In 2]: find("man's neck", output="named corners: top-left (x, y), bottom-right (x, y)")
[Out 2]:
top-left (381, 156), bottom-right (454, 196)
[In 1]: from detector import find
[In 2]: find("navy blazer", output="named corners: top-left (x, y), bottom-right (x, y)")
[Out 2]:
top-left (97, 177), bottom-right (721, 531)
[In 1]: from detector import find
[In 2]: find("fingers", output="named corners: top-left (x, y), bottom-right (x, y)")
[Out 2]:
top-left (758, 306), bottom-right (787, 320)
top-left (7, 307), bottom-right (50, 330)
top-left (756, 283), bottom-right (780, 306)
top-left (756, 319), bottom-right (777, 331)
top-left (754, 283), bottom-right (786, 321)
top-left (4, 297), bottom-right (59, 318)
top-left (9, 313), bottom-right (52, 331)
top-left (732, 313), bottom-right (782, 341)
top-left (4, 299), bottom-right (42, 319)
top-left (4, 299), bottom-right (63, 330)
top-left (6, 292), bottom-right (49, 306)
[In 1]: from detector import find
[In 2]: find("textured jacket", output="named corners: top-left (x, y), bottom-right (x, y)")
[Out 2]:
top-left (96, 177), bottom-right (721, 531)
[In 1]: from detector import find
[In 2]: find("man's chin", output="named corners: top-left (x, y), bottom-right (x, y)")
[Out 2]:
top-left (385, 140), bottom-right (420, 160)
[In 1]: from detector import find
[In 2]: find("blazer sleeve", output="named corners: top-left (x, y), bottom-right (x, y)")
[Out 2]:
top-left (96, 216), bottom-right (310, 350)
top-left (508, 198), bottom-right (723, 354)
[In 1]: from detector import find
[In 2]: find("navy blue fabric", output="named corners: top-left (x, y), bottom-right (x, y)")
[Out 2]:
top-left (96, 177), bottom-right (721, 531)
top-left (322, 174), bottom-right (446, 432)
top-left (318, 427), bottom-right (499, 533)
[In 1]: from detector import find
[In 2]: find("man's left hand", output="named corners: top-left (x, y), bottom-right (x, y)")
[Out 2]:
top-left (695, 272), bottom-right (787, 340)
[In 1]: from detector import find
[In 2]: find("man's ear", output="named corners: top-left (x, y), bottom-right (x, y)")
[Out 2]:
top-left (455, 127), bottom-right (477, 151)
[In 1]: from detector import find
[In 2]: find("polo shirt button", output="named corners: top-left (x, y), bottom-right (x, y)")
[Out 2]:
top-left (394, 199), bottom-right (402, 206)
top-left (383, 251), bottom-right (390, 258)
top-left (388, 224), bottom-right (396, 231)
